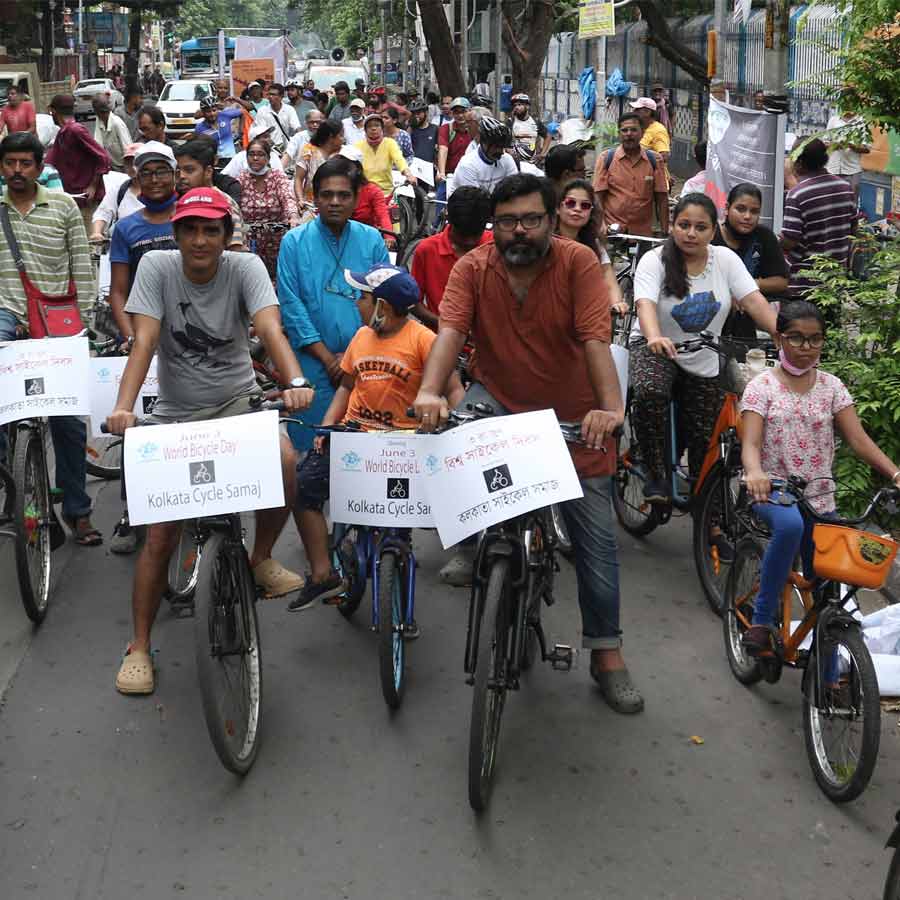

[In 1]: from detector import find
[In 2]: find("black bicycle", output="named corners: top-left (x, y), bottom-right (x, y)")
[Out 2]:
top-left (448, 404), bottom-right (591, 811)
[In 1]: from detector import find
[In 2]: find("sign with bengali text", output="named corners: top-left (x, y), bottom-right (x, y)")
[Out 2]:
top-left (578, 1), bottom-right (615, 39)
top-left (88, 356), bottom-right (159, 437)
top-left (0, 335), bottom-right (91, 426)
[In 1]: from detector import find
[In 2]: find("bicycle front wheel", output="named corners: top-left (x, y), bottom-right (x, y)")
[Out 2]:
top-left (612, 411), bottom-right (659, 537)
top-left (468, 557), bottom-right (512, 812)
top-left (803, 625), bottom-right (880, 803)
top-left (85, 433), bottom-right (123, 480)
top-left (12, 428), bottom-right (51, 624)
top-left (722, 537), bottom-right (763, 686)
top-left (377, 551), bottom-right (406, 709)
top-left (693, 461), bottom-right (740, 616)
top-left (193, 531), bottom-right (262, 775)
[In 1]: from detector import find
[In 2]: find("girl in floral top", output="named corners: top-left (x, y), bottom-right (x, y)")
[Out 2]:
top-left (740, 300), bottom-right (900, 653)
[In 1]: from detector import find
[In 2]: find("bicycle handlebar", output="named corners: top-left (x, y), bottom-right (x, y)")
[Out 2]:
top-left (99, 396), bottom-right (287, 434)
top-left (768, 475), bottom-right (900, 526)
top-left (631, 331), bottom-right (775, 358)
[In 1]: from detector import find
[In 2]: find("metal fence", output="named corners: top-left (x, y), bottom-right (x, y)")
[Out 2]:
top-left (539, 4), bottom-right (845, 170)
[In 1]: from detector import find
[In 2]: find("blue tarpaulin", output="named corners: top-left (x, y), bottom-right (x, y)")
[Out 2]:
top-left (606, 68), bottom-right (633, 97)
top-left (578, 67), bottom-right (596, 120)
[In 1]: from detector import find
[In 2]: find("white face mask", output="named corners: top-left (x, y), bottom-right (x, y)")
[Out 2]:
top-left (369, 298), bottom-right (387, 333)
top-left (248, 161), bottom-right (270, 176)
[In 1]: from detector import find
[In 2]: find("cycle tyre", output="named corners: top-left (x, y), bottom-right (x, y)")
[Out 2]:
top-left (166, 523), bottom-right (199, 601)
top-left (85, 434), bottom-right (123, 480)
top-left (12, 428), bottom-right (51, 624)
top-left (193, 531), bottom-right (262, 775)
top-left (693, 461), bottom-right (741, 616)
top-left (333, 525), bottom-right (366, 620)
top-left (802, 626), bottom-right (880, 803)
top-left (377, 551), bottom-right (406, 709)
top-left (612, 413), bottom-right (660, 538)
top-left (722, 537), bottom-right (763, 686)
top-left (468, 557), bottom-right (511, 812)
top-left (884, 847), bottom-right (900, 900)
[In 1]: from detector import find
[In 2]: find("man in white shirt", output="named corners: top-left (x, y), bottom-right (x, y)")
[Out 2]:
top-left (449, 115), bottom-right (517, 198)
top-left (282, 108), bottom-right (325, 169)
top-left (825, 108), bottom-right (869, 202)
top-left (254, 83), bottom-right (301, 153)
top-left (342, 98), bottom-right (367, 145)
top-left (221, 122), bottom-right (285, 178)
top-left (92, 96), bottom-right (132, 171)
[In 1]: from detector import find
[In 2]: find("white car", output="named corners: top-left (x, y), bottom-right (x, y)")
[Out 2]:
top-left (156, 79), bottom-right (216, 139)
top-left (73, 78), bottom-right (124, 121)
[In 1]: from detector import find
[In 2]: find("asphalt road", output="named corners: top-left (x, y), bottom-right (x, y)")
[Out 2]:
top-left (0, 476), bottom-right (897, 899)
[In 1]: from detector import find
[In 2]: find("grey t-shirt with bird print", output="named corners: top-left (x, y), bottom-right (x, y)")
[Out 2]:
top-left (125, 249), bottom-right (278, 418)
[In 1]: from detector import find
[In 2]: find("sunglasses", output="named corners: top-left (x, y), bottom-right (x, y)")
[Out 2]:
top-left (561, 197), bottom-right (593, 212)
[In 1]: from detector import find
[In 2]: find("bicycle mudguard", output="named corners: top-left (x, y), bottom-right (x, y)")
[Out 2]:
top-left (695, 397), bottom-right (740, 492)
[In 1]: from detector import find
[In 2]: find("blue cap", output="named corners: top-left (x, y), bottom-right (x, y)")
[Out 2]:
top-left (344, 265), bottom-right (420, 311)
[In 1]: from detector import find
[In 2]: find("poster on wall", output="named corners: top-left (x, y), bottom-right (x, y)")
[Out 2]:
top-left (705, 97), bottom-right (786, 232)
top-left (578, 0), bottom-right (616, 39)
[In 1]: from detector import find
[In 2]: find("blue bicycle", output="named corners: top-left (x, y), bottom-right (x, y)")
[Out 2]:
top-left (330, 520), bottom-right (417, 709)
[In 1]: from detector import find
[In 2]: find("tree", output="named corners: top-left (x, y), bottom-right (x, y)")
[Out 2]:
top-left (417, 0), bottom-right (466, 96)
top-left (631, 0), bottom-right (710, 85)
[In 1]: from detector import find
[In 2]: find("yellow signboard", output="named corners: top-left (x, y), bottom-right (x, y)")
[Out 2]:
top-left (578, 0), bottom-right (616, 39)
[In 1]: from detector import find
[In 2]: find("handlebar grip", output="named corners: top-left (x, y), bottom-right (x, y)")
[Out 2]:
top-left (100, 423), bottom-right (109, 434)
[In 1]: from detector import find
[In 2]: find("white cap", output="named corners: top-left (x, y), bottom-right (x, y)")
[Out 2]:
top-left (248, 120), bottom-right (275, 140)
top-left (339, 145), bottom-right (363, 163)
top-left (133, 141), bottom-right (176, 171)
top-left (629, 97), bottom-right (657, 111)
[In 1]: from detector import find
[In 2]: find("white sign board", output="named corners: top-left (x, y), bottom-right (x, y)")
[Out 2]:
top-left (124, 410), bottom-right (285, 526)
top-left (329, 431), bottom-right (435, 528)
top-left (610, 344), bottom-right (628, 410)
top-left (0, 335), bottom-right (91, 426)
top-left (422, 409), bottom-right (583, 548)
top-left (89, 356), bottom-right (159, 437)
top-left (409, 157), bottom-right (434, 187)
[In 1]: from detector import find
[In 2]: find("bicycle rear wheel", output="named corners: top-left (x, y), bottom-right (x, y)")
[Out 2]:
top-left (468, 557), bottom-right (512, 812)
top-left (332, 525), bottom-right (366, 620)
top-left (802, 625), bottom-right (880, 803)
top-left (167, 523), bottom-right (199, 602)
top-left (693, 461), bottom-right (741, 616)
top-left (377, 551), bottom-right (406, 709)
top-left (722, 538), bottom-right (763, 685)
top-left (85, 433), bottom-right (122, 480)
top-left (612, 410), bottom-right (660, 537)
top-left (12, 428), bottom-right (51, 624)
top-left (193, 531), bottom-right (262, 775)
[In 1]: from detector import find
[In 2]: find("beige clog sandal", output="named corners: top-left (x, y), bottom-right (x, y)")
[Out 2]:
top-left (115, 646), bottom-right (154, 695)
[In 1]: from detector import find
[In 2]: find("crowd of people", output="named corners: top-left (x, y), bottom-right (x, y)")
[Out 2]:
top-left (0, 72), bottom-right (896, 714)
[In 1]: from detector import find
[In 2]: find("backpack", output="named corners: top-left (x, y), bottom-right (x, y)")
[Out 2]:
top-left (603, 147), bottom-right (657, 171)
top-left (116, 179), bottom-right (132, 208)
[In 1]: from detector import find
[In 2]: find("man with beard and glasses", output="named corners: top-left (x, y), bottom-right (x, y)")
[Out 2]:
top-left (412, 173), bottom-right (643, 715)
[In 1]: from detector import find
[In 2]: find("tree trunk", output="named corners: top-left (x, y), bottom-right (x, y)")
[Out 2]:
top-left (126, 8), bottom-right (142, 95)
top-left (632, 0), bottom-right (710, 85)
top-left (417, 0), bottom-right (466, 97)
top-left (500, 0), bottom-right (556, 117)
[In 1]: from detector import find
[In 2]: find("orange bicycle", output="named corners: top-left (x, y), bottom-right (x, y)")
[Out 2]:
top-left (723, 475), bottom-right (899, 802)
top-left (613, 332), bottom-right (773, 614)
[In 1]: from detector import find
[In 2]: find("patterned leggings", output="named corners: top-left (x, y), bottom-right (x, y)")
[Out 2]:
top-left (629, 346), bottom-right (725, 481)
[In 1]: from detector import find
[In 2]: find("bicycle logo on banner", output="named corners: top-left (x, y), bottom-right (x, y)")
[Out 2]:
top-left (483, 464), bottom-right (513, 494)
top-left (189, 460), bottom-right (216, 485)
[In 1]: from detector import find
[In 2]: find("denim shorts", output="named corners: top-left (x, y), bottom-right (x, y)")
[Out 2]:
top-left (296, 444), bottom-right (331, 511)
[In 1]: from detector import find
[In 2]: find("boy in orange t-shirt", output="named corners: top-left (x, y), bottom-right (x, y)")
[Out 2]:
top-left (289, 265), bottom-right (464, 612)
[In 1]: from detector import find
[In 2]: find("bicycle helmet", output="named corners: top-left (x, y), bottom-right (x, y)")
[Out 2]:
top-left (479, 116), bottom-right (511, 148)
top-left (511, 93), bottom-right (530, 105)
top-left (408, 99), bottom-right (428, 113)
top-left (512, 141), bottom-right (535, 162)
top-left (199, 96), bottom-right (217, 111)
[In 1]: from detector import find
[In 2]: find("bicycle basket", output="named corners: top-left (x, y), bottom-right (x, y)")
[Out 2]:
top-left (812, 525), bottom-right (898, 590)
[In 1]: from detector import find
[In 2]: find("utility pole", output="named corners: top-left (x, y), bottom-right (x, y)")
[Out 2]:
top-left (400, 7), bottom-right (407, 90)
top-left (493, 0), bottom-right (502, 111)
top-left (763, 0), bottom-right (789, 102)
top-left (379, 0), bottom-right (390, 86)
top-left (460, 0), bottom-right (468, 92)
top-left (714, 0), bottom-right (726, 83)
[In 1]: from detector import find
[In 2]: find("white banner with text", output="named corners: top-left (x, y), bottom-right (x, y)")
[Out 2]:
top-left (0, 335), bottom-right (91, 426)
top-left (89, 356), bottom-right (159, 437)
top-left (123, 410), bottom-right (284, 526)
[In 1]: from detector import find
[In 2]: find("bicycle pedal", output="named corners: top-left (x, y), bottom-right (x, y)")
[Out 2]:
top-left (548, 643), bottom-right (575, 671)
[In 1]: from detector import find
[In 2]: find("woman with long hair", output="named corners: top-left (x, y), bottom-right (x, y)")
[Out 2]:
top-left (629, 193), bottom-right (776, 506)
top-left (238, 136), bottom-right (299, 280)
top-left (554, 178), bottom-right (626, 315)
top-left (294, 119), bottom-right (344, 203)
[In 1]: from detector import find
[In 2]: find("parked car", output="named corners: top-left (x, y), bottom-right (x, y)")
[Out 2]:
top-left (73, 78), bottom-right (125, 121)
top-left (156, 79), bottom-right (216, 139)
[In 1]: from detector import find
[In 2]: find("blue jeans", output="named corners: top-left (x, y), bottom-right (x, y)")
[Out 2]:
top-left (461, 383), bottom-right (622, 650)
top-left (0, 309), bottom-right (92, 521)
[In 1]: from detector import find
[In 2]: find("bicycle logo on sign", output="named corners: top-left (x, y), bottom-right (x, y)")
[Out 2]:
top-left (386, 477), bottom-right (409, 500)
top-left (188, 460), bottom-right (216, 485)
top-left (483, 464), bottom-right (513, 494)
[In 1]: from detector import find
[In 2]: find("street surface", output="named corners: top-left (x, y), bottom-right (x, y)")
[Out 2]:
top-left (1, 475), bottom-right (897, 899)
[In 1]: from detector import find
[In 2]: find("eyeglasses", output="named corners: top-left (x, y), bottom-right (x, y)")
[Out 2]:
top-left (561, 197), bottom-right (593, 212)
top-left (493, 212), bottom-right (547, 232)
top-left (138, 167), bottom-right (174, 182)
top-left (783, 332), bottom-right (825, 349)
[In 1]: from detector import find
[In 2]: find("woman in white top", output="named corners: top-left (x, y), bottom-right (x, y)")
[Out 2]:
top-left (629, 192), bottom-right (776, 505)
top-left (89, 142), bottom-right (144, 241)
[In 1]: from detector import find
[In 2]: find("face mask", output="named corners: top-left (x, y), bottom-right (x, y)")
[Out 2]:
top-left (778, 346), bottom-right (818, 376)
top-left (248, 161), bottom-right (270, 176)
top-left (369, 298), bottom-right (387, 333)
top-left (138, 191), bottom-right (177, 212)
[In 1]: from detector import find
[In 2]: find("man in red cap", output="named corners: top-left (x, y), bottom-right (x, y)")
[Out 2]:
top-left (105, 187), bottom-right (316, 696)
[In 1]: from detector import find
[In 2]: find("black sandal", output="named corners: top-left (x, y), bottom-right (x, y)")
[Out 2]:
top-left (64, 515), bottom-right (103, 546)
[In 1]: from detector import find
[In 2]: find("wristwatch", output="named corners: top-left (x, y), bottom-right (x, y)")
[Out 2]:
top-left (287, 376), bottom-right (314, 390)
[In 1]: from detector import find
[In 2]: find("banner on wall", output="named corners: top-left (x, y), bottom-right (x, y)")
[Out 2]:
top-left (705, 97), bottom-right (786, 232)
top-left (578, 1), bottom-right (615, 39)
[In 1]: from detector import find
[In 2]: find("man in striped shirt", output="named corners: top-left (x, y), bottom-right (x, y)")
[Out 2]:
top-left (781, 138), bottom-right (856, 299)
top-left (0, 132), bottom-right (102, 545)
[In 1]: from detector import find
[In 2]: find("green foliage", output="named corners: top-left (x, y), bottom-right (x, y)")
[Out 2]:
top-left (175, 0), bottom-right (282, 38)
top-left (802, 235), bottom-right (900, 523)
top-left (299, 0), bottom-right (409, 51)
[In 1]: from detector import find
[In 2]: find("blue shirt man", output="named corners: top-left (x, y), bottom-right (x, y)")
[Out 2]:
top-left (276, 158), bottom-right (389, 450)
top-left (195, 106), bottom-right (243, 159)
